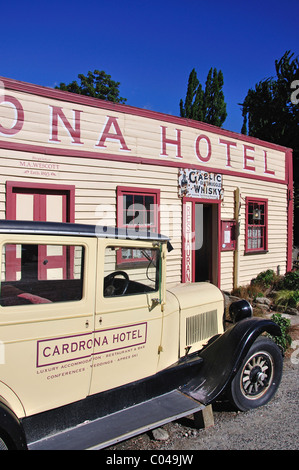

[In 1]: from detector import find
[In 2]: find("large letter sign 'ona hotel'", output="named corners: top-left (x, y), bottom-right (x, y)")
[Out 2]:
top-left (0, 77), bottom-right (293, 291)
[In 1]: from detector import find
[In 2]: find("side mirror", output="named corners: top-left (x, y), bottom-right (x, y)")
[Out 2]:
top-left (167, 241), bottom-right (174, 253)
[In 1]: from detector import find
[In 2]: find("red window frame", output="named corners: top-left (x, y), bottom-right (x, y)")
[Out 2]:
top-left (5, 181), bottom-right (75, 280)
top-left (117, 186), bottom-right (160, 265)
top-left (245, 198), bottom-right (268, 253)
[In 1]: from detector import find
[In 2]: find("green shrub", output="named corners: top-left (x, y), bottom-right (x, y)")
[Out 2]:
top-left (267, 313), bottom-right (292, 352)
top-left (251, 269), bottom-right (277, 289)
top-left (274, 290), bottom-right (299, 309)
top-left (277, 271), bottom-right (299, 291)
top-left (256, 292), bottom-right (264, 298)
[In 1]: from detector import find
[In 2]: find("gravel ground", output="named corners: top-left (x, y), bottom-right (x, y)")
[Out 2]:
top-left (108, 318), bottom-right (299, 451)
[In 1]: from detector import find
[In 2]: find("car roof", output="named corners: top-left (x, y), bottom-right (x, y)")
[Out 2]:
top-left (0, 220), bottom-right (169, 242)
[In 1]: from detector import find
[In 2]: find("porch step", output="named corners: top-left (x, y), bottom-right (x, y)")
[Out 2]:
top-left (28, 390), bottom-right (205, 450)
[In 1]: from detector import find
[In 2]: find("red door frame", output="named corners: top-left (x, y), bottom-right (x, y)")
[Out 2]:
top-left (6, 181), bottom-right (75, 222)
top-left (182, 197), bottom-right (221, 288)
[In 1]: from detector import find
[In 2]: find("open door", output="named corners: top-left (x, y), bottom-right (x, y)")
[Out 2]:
top-left (182, 199), bottom-right (220, 287)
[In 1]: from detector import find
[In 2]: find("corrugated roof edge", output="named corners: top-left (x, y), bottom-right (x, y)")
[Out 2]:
top-left (0, 220), bottom-right (169, 242)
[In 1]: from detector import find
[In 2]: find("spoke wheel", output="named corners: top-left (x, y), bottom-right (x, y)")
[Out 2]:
top-left (240, 351), bottom-right (273, 399)
top-left (227, 336), bottom-right (283, 411)
top-left (0, 436), bottom-right (9, 450)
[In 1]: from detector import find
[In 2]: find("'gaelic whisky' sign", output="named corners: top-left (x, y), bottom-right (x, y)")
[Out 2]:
top-left (178, 169), bottom-right (223, 199)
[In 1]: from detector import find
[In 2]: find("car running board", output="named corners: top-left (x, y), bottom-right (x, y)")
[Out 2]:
top-left (28, 390), bottom-right (205, 450)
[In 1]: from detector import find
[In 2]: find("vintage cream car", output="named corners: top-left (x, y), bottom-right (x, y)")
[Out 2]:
top-left (0, 220), bottom-right (282, 450)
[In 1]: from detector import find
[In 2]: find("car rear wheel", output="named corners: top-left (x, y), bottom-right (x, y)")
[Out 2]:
top-left (0, 435), bottom-right (10, 450)
top-left (227, 336), bottom-right (283, 411)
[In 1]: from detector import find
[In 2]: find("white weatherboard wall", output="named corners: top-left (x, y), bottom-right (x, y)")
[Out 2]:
top-left (0, 77), bottom-right (292, 291)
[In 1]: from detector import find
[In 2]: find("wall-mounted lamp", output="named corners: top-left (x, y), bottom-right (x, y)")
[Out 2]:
top-left (253, 208), bottom-right (261, 220)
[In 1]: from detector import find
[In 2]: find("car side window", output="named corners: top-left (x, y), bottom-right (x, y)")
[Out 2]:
top-left (0, 243), bottom-right (84, 306)
top-left (103, 245), bottom-right (160, 297)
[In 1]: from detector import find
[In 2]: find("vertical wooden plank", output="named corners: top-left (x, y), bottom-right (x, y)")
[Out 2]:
top-left (193, 404), bottom-right (214, 429)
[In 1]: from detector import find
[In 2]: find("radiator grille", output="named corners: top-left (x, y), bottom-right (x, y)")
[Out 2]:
top-left (186, 310), bottom-right (218, 345)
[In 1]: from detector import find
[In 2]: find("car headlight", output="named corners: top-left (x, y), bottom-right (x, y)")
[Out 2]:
top-left (229, 299), bottom-right (253, 323)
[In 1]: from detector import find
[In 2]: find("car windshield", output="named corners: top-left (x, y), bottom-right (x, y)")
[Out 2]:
top-left (103, 245), bottom-right (161, 297)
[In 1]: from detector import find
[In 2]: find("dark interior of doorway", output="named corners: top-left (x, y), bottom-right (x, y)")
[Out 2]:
top-left (195, 204), bottom-right (215, 284)
top-left (21, 245), bottom-right (38, 280)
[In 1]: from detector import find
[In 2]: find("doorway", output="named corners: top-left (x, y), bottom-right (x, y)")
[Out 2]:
top-left (183, 199), bottom-right (220, 287)
top-left (195, 203), bottom-right (219, 284)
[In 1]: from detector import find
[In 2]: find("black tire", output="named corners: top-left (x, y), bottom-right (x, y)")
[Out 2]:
top-left (227, 336), bottom-right (283, 411)
top-left (0, 403), bottom-right (28, 450)
top-left (0, 432), bottom-right (12, 450)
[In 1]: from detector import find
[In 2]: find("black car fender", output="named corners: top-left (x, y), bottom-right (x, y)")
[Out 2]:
top-left (0, 400), bottom-right (27, 449)
top-left (180, 317), bottom-right (281, 405)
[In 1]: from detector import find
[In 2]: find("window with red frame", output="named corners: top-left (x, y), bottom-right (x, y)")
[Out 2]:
top-left (117, 187), bottom-right (160, 265)
top-left (246, 198), bottom-right (268, 252)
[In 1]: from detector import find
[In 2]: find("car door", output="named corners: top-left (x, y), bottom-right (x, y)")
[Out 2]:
top-left (0, 233), bottom-right (97, 418)
top-left (89, 239), bottom-right (164, 395)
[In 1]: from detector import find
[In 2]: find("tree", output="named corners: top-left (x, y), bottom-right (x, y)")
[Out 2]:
top-left (179, 68), bottom-right (204, 121)
top-left (55, 70), bottom-right (127, 104)
top-left (204, 68), bottom-right (227, 127)
top-left (180, 67), bottom-right (227, 127)
top-left (240, 51), bottom-right (299, 245)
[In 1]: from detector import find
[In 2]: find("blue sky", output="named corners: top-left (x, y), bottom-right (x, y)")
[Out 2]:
top-left (1, 0), bottom-right (298, 133)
